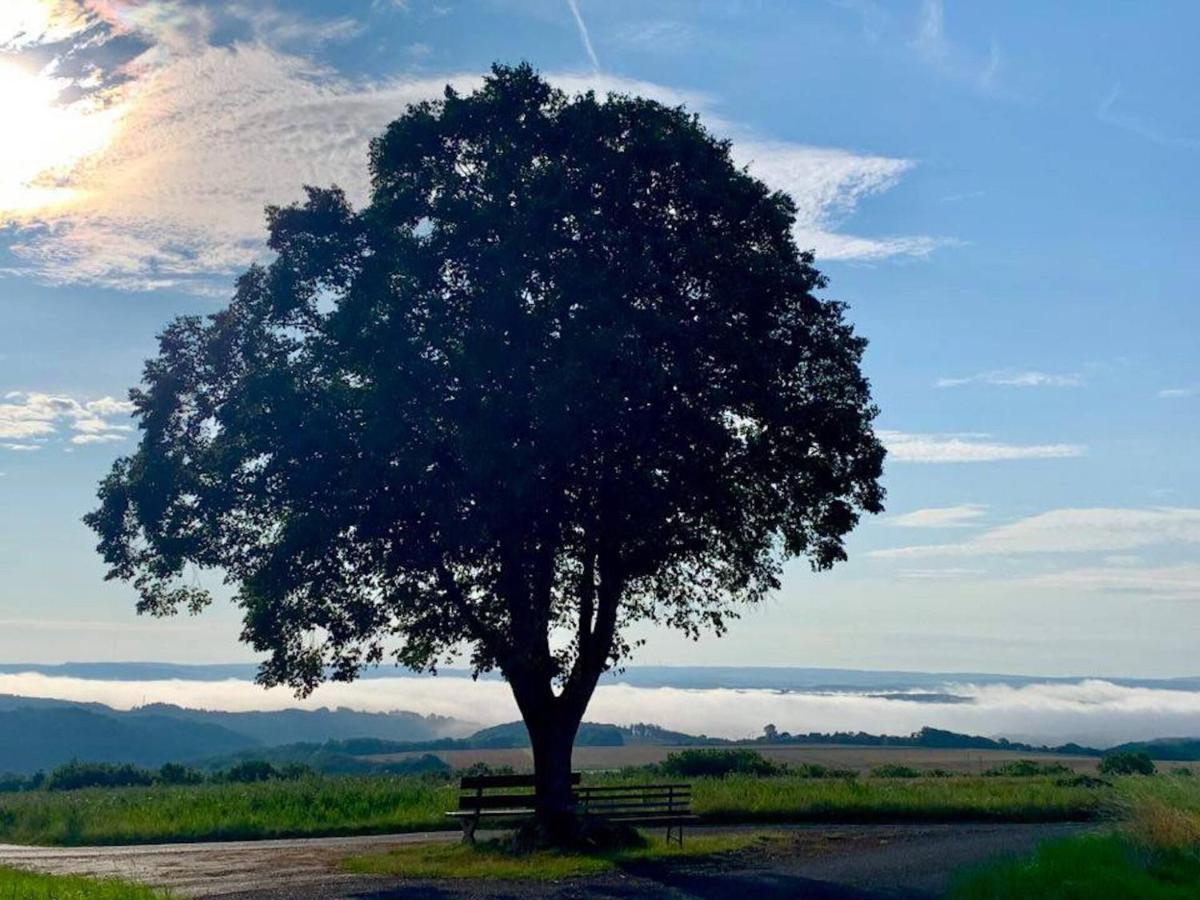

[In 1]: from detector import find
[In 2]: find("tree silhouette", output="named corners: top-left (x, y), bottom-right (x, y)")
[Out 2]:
top-left (87, 64), bottom-right (885, 836)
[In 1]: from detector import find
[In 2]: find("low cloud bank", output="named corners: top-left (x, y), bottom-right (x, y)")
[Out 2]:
top-left (1, 672), bottom-right (1198, 748)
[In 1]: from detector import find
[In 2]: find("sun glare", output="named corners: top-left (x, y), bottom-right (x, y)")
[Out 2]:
top-left (0, 61), bottom-right (122, 217)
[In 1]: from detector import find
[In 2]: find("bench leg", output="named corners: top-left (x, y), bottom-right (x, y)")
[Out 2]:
top-left (461, 815), bottom-right (479, 846)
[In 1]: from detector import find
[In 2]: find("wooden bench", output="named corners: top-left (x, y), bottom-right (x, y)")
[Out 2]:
top-left (446, 774), bottom-right (696, 846)
top-left (575, 782), bottom-right (696, 846)
top-left (446, 773), bottom-right (581, 844)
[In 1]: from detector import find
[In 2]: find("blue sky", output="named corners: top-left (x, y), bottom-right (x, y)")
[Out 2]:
top-left (0, 0), bottom-right (1197, 676)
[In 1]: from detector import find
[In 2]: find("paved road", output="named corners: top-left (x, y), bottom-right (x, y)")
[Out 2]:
top-left (0, 822), bottom-right (1090, 899)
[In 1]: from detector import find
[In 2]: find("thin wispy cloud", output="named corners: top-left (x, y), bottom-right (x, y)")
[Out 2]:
top-left (890, 505), bottom-right (989, 528)
top-left (912, 0), bottom-right (1004, 93)
top-left (565, 0), bottom-right (599, 71)
top-left (880, 430), bottom-right (1085, 464)
top-left (1098, 84), bottom-right (1200, 151)
top-left (1024, 563), bottom-right (1200, 599)
top-left (871, 507), bottom-right (1200, 560)
top-left (1158, 386), bottom-right (1199, 398)
top-left (0, 390), bottom-right (134, 449)
top-left (936, 370), bottom-right (1084, 389)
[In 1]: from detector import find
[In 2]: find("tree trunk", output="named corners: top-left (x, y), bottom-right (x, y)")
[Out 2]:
top-left (528, 708), bottom-right (581, 841)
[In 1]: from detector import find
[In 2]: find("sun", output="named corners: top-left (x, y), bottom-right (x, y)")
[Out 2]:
top-left (0, 61), bottom-right (122, 217)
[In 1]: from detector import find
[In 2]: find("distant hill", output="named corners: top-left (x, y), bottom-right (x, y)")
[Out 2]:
top-left (0, 696), bottom-right (466, 774)
top-left (0, 706), bottom-right (255, 773)
top-left (1106, 738), bottom-right (1200, 761)
top-left (131, 703), bottom-right (456, 745)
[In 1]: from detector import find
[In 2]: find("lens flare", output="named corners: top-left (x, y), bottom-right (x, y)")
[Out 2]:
top-left (0, 61), bottom-right (122, 216)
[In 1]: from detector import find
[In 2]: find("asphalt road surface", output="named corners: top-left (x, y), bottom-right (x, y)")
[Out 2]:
top-left (0, 822), bottom-right (1090, 899)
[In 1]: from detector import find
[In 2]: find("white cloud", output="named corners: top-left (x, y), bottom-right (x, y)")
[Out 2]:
top-left (1158, 386), bottom-right (1199, 399)
top-left (1, 6), bottom-right (941, 291)
top-left (880, 430), bottom-right (1085, 464)
top-left (733, 142), bottom-right (942, 260)
top-left (1025, 563), bottom-right (1200, 599)
top-left (871, 507), bottom-right (1200, 560)
top-left (936, 370), bottom-right (1084, 389)
top-left (896, 567), bottom-right (984, 579)
top-left (1, 671), bottom-right (1199, 746)
top-left (890, 505), bottom-right (988, 528)
top-left (0, 0), bottom-right (93, 49)
top-left (0, 391), bottom-right (135, 449)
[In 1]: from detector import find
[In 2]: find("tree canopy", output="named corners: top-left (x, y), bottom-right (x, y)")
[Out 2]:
top-left (87, 64), bottom-right (884, 749)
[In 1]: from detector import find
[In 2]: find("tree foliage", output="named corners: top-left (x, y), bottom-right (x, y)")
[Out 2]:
top-left (87, 64), bottom-right (884, 717)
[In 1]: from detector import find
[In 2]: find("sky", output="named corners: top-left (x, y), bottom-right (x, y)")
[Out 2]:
top-left (0, 0), bottom-right (1197, 678)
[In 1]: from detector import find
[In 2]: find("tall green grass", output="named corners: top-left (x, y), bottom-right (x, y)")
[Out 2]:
top-left (951, 772), bottom-right (1200, 898)
top-left (0, 866), bottom-right (175, 899)
top-left (0, 772), bottom-right (1109, 846)
top-left (691, 775), bottom-right (1104, 823)
top-left (0, 776), bottom-right (453, 845)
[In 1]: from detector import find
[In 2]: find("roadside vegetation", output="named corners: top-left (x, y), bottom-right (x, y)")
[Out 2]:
top-left (949, 763), bottom-right (1200, 898)
top-left (341, 831), bottom-right (778, 880)
top-left (0, 866), bottom-right (175, 899)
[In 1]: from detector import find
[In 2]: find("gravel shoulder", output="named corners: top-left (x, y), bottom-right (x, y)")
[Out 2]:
top-left (0, 822), bottom-right (1092, 899)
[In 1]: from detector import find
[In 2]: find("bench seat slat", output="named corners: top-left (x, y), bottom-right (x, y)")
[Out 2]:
top-left (574, 784), bottom-right (690, 792)
top-left (458, 793), bottom-right (542, 811)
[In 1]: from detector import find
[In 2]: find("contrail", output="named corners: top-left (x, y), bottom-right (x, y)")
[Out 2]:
top-left (565, 0), bottom-right (600, 71)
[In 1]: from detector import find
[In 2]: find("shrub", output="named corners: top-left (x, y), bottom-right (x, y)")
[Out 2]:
top-left (659, 749), bottom-right (784, 778)
top-left (1100, 752), bottom-right (1156, 776)
top-left (45, 762), bottom-right (155, 791)
top-left (157, 763), bottom-right (204, 785)
top-left (221, 761), bottom-right (279, 783)
top-left (0, 773), bottom-right (33, 793)
top-left (983, 760), bottom-right (1073, 778)
top-left (791, 764), bottom-right (857, 779)
top-left (458, 762), bottom-right (517, 779)
top-left (870, 764), bottom-right (922, 778)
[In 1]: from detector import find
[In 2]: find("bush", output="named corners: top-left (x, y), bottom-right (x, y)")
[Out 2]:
top-left (790, 764), bottom-right (857, 779)
top-left (221, 761), bottom-right (279, 783)
top-left (658, 749), bottom-right (784, 778)
top-left (983, 760), bottom-right (1073, 778)
top-left (157, 763), bottom-right (204, 785)
top-left (45, 762), bottom-right (155, 791)
top-left (870, 764), bottom-right (922, 778)
top-left (1100, 751), bottom-right (1156, 776)
top-left (457, 762), bottom-right (517, 779)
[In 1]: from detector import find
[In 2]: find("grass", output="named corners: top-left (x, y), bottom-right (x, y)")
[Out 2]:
top-left (0, 773), bottom-right (1109, 846)
top-left (0, 776), bottom-right (450, 845)
top-left (950, 774), bottom-right (1200, 898)
top-left (0, 866), bottom-right (175, 899)
top-left (948, 834), bottom-right (1200, 899)
top-left (690, 775), bottom-right (1104, 823)
top-left (340, 831), bottom-right (777, 880)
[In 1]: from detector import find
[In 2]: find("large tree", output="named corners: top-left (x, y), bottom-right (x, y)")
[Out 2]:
top-left (87, 64), bottom-right (885, 833)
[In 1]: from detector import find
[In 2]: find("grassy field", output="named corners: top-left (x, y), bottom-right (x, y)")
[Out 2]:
top-left (342, 831), bottom-right (777, 880)
top-left (949, 775), bottom-right (1200, 898)
top-left (0, 772), bottom-right (1110, 846)
top-left (0, 866), bottom-right (175, 899)
top-left (364, 743), bottom-right (1112, 775)
top-left (0, 776), bottom-right (449, 845)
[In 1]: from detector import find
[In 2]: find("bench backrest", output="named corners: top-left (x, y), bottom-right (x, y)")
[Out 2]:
top-left (576, 783), bottom-right (691, 816)
top-left (457, 772), bottom-right (582, 812)
top-left (455, 775), bottom-right (691, 816)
